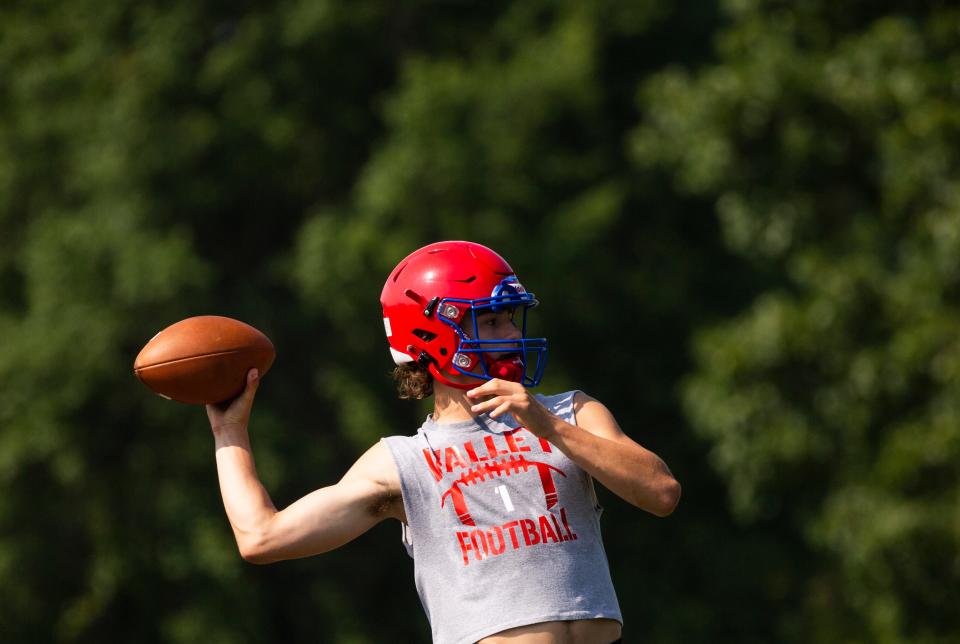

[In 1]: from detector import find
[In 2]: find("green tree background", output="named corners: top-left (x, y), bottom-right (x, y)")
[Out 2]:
top-left (1, 1), bottom-right (957, 642)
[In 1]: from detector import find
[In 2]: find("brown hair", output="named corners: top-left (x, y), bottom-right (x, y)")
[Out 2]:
top-left (392, 362), bottom-right (434, 400)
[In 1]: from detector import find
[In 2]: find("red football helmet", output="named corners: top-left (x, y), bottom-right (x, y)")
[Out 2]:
top-left (381, 241), bottom-right (547, 389)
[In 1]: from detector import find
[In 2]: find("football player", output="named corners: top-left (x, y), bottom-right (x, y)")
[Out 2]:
top-left (207, 241), bottom-right (680, 644)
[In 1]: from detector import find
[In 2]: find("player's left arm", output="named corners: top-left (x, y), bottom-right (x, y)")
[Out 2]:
top-left (468, 381), bottom-right (681, 516)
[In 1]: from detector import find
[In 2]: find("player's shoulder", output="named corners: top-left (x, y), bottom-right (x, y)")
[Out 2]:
top-left (567, 392), bottom-right (624, 439)
top-left (342, 440), bottom-right (401, 490)
top-left (380, 427), bottom-right (428, 457)
top-left (570, 390), bottom-right (607, 411)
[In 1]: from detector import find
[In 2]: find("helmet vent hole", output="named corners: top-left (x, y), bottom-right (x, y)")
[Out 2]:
top-left (412, 329), bottom-right (437, 342)
top-left (403, 288), bottom-right (426, 305)
top-left (454, 275), bottom-right (476, 283)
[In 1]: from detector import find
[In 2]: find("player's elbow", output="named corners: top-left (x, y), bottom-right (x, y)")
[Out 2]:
top-left (237, 532), bottom-right (279, 564)
top-left (650, 477), bottom-right (681, 517)
top-left (240, 545), bottom-right (274, 564)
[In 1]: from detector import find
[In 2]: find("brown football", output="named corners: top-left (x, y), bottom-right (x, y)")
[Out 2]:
top-left (134, 316), bottom-right (275, 404)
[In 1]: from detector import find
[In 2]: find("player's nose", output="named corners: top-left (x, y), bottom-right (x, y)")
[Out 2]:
top-left (502, 321), bottom-right (522, 341)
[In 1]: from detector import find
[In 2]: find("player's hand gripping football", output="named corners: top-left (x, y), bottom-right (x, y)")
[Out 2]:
top-left (467, 378), bottom-right (558, 440)
top-left (206, 368), bottom-right (260, 435)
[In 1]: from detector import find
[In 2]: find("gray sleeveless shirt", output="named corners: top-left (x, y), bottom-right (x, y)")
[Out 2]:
top-left (382, 391), bottom-right (622, 644)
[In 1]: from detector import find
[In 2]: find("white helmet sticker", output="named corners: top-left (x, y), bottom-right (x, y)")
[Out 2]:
top-left (383, 317), bottom-right (392, 337)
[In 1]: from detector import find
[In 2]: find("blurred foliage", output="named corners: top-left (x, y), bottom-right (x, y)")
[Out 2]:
top-left (0, 0), bottom-right (956, 642)
top-left (636, 0), bottom-right (960, 641)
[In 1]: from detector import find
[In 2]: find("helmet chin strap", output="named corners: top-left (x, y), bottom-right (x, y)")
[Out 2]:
top-left (430, 354), bottom-right (525, 390)
top-left (429, 364), bottom-right (475, 390)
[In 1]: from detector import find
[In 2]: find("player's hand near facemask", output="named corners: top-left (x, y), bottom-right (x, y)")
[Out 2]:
top-left (466, 378), bottom-right (559, 439)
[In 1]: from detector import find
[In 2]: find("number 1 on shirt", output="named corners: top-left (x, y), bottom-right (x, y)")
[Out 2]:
top-left (494, 485), bottom-right (515, 512)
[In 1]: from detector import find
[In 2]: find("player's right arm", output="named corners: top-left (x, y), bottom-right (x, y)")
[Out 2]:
top-left (208, 369), bottom-right (403, 564)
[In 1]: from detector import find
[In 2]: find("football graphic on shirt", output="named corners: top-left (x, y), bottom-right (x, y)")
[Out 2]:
top-left (439, 453), bottom-right (566, 527)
